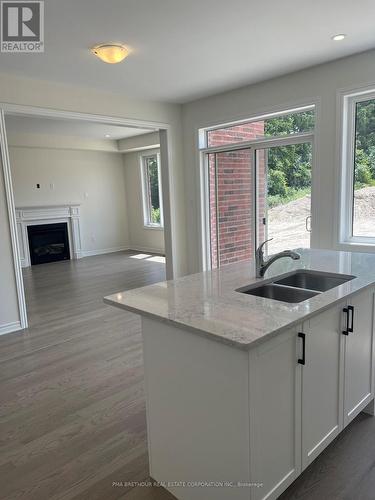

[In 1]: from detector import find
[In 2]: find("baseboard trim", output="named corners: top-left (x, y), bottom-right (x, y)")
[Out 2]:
top-left (21, 245), bottom-right (164, 262)
top-left (128, 246), bottom-right (165, 256)
top-left (0, 321), bottom-right (22, 335)
top-left (81, 246), bottom-right (130, 258)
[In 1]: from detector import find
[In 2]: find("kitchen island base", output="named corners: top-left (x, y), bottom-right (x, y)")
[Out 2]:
top-left (141, 286), bottom-right (375, 500)
top-left (104, 251), bottom-right (375, 500)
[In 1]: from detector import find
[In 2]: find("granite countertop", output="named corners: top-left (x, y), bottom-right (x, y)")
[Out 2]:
top-left (104, 249), bottom-right (375, 350)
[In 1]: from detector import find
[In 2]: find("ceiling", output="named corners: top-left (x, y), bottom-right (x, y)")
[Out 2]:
top-left (0, 0), bottom-right (374, 103)
top-left (5, 115), bottom-right (155, 140)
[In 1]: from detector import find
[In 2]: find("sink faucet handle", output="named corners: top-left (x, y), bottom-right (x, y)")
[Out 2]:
top-left (258, 238), bottom-right (273, 254)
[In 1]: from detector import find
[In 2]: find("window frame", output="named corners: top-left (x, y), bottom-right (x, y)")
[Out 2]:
top-left (199, 105), bottom-right (316, 269)
top-left (140, 152), bottom-right (164, 229)
top-left (201, 104), bottom-right (315, 151)
top-left (339, 88), bottom-right (375, 246)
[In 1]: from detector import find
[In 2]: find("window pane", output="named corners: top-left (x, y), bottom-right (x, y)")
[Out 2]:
top-left (257, 143), bottom-right (312, 255)
top-left (353, 99), bottom-right (375, 237)
top-left (146, 156), bottom-right (161, 225)
top-left (207, 109), bottom-right (314, 147)
top-left (208, 153), bottom-right (218, 268)
top-left (208, 149), bottom-right (254, 268)
top-left (207, 122), bottom-right (265, 148)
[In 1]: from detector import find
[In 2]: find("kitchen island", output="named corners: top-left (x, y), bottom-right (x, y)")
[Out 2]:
top-left (104, 249), bottom-right (375, 500)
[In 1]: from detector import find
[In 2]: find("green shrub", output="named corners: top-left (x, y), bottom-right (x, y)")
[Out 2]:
top-left (355, 163), bottom-right (372, 186)
top-left (292, 162), bottom-right (311, 189)
top-left (151, 207), bottom-right (161, 224)
top-left (268, 170), bottom-right (287, 196)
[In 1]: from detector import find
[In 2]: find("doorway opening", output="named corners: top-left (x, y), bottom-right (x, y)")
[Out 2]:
top-left (0, 106), bottom-right (174, 331)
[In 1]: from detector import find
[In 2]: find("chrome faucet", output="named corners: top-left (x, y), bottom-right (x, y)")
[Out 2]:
top-left (256, 238), bottom-right (300, 278)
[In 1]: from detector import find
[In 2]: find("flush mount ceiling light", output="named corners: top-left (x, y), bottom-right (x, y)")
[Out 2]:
top-left (331, 33), bottom-right (347, 41)
top-left (105, 134), bottom-right (111, 138)
top-left (91, 43), bottom-right (129, 64)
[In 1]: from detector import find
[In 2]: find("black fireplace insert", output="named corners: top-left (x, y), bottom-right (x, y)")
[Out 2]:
top-left (27, 223), bottom-right (71, 265)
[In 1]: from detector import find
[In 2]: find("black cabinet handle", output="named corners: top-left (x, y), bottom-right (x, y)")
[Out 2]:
top-left (343, 305), bottom-right (355, 335)
top-left (348, 305), bottom-right (354, 333)
top-left (342, 307), bottom-right (349, 335)
top-left (298, 332), bottom-right (306, 365)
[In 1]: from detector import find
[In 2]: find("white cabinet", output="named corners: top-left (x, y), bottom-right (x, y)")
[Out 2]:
top-left (250, 288), bottom-right (375, 499)
top-left (249, 328), bottom-right (302, 500)
top-left (300, 303), bottom-right (344, 469)
top-left (343, 288), bottom-right (375, 426)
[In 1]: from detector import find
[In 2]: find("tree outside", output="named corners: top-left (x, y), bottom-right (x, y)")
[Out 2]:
top-left (146, 156), bottom-right (161, 224)
top-left (354, 99), bottom-right (375, 189)
top-left (353, 99), bottom-right (375, 237)
top-left (264, 110), bottom-right (314, 207)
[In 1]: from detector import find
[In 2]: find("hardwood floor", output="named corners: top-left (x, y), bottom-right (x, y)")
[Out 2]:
top-left (0, 251), bottom-right (174, 500)
top-left (279, 412), bottom-right (375, 500)
top-left (1, 250), bottom-right (375, 499)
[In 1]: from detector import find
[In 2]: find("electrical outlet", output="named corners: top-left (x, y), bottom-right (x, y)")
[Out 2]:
top-left (50, 183), bottom-right (55, 190)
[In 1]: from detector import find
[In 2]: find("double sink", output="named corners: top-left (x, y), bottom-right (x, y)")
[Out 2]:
top-left (237, 270), bottom-right (356, 304)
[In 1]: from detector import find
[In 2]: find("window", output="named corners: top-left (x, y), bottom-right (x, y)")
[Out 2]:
top-left (202, 106), bottom-right (315, 268)
top-left (341, 91), bottom-right (375, 243)
top-left (141, 153), bottom-right (163, 227)
top-left (207, 109), bottom-right (314, 147)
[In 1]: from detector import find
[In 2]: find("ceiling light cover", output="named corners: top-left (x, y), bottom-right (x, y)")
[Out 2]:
top-left (91, 44), bottom-right (129, 64)
top-left (332, 34), bottom-right (346, 41)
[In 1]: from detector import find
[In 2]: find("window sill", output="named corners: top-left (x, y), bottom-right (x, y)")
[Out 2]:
top-left (144, 224), bottom-right (164, 231)
top-left (338, 240), bottom-right (375, 252)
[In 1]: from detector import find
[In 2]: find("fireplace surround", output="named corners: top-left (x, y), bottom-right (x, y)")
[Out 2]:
top-left (16, 205), bottom-right (82, 267)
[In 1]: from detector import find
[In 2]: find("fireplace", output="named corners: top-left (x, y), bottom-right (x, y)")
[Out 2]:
top-left (16, 205), bottom-right (81, 267)
top-left (27, 223), bottom-right (70, 265)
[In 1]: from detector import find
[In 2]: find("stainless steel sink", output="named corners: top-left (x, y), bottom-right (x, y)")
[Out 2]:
top-left (240, 283), bottom-right (319, 303)
top-left (236, 269), bottom-right (356, 304)
top-left (273, 270), bottom-right (355, 292)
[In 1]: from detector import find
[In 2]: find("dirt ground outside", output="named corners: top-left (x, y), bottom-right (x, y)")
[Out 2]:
top-left (267, 186), bottom-right (375, 254)
top-left (353, 186), bottom-right (375, 237)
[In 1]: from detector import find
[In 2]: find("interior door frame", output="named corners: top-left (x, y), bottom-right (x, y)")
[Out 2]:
top-left (0, 103), bottom-right (175, 331)
top-left (201, 133), bottom-right (315, 270)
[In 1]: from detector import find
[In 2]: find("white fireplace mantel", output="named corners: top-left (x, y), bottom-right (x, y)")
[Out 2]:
top-left (15, 204), bottom-right (82, 268)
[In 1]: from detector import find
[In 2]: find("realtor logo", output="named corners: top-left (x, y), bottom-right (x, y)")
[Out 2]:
top-left (1, 1), bottom-right (44, 52)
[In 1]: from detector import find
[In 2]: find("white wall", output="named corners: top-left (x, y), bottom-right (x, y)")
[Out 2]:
top-left (8, 132), bottom-right (119, 152)
top-left (0, 72), bottom-right (185, 332)
top-left (182, 48), bottom-right (375, 274)
top-left (9, 146), bottom-right (129, 256)
top-left (118, 131), bottom-right (160, 153)
top-left (123, 148), bottom-right (165, 254)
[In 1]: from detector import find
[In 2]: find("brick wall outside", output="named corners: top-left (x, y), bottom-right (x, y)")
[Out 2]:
top-left (208, 122), bottom-right (266, 268)
top-left (207, 121), bottom-right (265, 147)
top-left (208, 153), bottom-right (218, 268)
